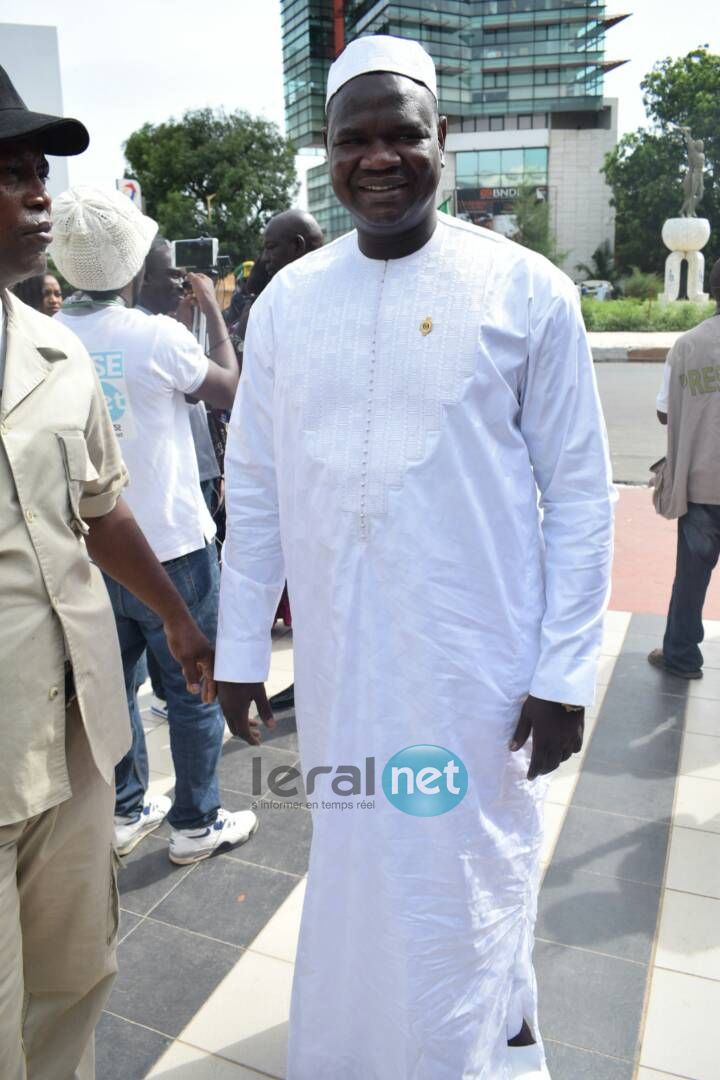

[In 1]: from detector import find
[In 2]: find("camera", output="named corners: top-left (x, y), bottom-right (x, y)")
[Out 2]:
top-left (172, 237), bottom-right (232, 285)
top-left (171, 237), bottom-right (233, 348)
top-left (172, 237), bottom-right (218, 273)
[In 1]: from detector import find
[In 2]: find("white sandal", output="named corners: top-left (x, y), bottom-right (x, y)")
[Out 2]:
top-left (507, 1043), bottom-right (552, 1079)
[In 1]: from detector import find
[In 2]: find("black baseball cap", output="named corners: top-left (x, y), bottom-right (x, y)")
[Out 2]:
top-left (0, 63), bottom-right (89, 155)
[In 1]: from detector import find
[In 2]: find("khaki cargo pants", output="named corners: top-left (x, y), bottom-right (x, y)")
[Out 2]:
top-left (0, 701), bottom-right (119, 1079)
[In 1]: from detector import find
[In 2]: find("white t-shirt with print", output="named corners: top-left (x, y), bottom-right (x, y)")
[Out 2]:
top-left (56, 304), bottom-right (215, 562)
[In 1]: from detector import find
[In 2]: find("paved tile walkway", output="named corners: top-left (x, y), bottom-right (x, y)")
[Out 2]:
top-left (96, 608), bottom-right (720, 1079)
top-left (538, 611), bottom-right (720, 1079)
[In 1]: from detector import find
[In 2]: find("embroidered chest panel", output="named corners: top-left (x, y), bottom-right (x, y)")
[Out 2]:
top-left (278, 228), bottom-right (495, 533)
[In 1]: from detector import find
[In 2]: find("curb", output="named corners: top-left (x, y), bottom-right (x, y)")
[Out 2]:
top-left (593, 346), bottom-right (669, 363)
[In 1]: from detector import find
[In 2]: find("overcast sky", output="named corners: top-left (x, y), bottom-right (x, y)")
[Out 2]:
top-left (1, 0), bottom-right (716, 197)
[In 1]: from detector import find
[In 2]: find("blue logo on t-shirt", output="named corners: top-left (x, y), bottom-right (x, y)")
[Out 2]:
top-left (91, 351), bottom-right (134, 438)
top-left (100, 380), bottom-right (127, 423)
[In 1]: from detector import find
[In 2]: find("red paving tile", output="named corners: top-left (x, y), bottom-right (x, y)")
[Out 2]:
top-left (611, 487), bottom-right (720, 617)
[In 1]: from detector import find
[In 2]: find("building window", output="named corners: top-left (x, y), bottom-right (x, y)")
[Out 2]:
top-left (501, 148), bottom-right (524, 185)
top-left (490, 116), bottom-right (505, 131)
top-left (518, 115), bottom-right (533, 130)
top-left (524, 147), bottom-right (549, 183)
top-left (456, 151), bottom-right (479, 185)
top-left (455, 148), bottom-right (549, 190)
top-left (477, 149), bottom-right (502, 187)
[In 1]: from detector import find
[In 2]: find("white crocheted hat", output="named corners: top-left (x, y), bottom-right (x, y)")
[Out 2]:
top-left (50, 186), bottom-right (158, 291)
top-left (326, 35), bottom-right (437, 108)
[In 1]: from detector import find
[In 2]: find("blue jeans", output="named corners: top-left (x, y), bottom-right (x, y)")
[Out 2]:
top-left (663, 503), bottom-right (720, 673)
top-left (105, 542), bottom-right (224, 830)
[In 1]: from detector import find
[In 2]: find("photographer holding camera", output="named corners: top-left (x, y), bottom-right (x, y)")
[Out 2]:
top-left (53, 186), bottom-right (259, 865)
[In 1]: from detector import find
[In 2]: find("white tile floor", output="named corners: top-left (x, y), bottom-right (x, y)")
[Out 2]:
top-left (638, 617), bottom-right (720, 1080)
top-left (636, 1070), bottom-right (687, 1080)
top-left (665, 827), bottom-right (720, 900)
top-left (178, 949), bottom-right (293, 1078)
top-left (640, 968), bottom-right (720, 1080)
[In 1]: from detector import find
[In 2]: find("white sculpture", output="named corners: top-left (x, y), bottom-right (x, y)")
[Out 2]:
top-left (659, 216), bottom-right (711, 303)
top-left (659, 128), bottom-right (710, 303)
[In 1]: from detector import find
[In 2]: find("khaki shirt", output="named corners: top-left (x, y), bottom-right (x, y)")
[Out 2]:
top-left (0, 291), bottom-right (131, 825)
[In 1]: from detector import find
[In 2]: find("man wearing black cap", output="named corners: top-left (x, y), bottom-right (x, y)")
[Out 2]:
top-left (0, 66), bottom-right (218, 1078)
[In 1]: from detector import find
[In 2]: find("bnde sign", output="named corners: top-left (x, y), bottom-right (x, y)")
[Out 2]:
top-left (382, 744), bottom-right (468, 817)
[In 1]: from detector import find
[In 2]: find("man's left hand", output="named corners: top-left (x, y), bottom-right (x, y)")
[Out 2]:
top-left (163, 614), bottom-right (217, 702)
top-left (510, 695), bottom-right (584, 781)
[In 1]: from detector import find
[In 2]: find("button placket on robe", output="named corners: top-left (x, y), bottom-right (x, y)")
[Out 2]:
top-left (359, 265), bottom-right (386, 540)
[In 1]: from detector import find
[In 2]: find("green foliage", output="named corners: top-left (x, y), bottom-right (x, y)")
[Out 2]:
top-left (603, 132), bottom-right (684, 273)
top-left (512, 183), bottom-right (565, 265)
top-left (576, 240), bottom-right (618, 284)
top-left (602, 48), bottom-right (720, 276)
top-left (123, 108), bottom-right (297, 266)
top-left (619, 267), bottom-right (664, 300)
top-left (642, 48), bottom-right (720, 170)
top-left (581, 298), bottom-right (714, 332)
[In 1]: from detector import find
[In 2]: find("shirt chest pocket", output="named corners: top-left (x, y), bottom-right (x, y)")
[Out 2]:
top-left (56, 430), bottom-right (99, 536)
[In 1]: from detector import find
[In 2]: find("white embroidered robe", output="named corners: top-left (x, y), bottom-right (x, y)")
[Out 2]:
top-left (216, 215), bottom-right (615, 1080)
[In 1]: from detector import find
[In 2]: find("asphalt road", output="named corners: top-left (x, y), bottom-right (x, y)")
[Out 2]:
top-left (595, 362), bottom-right (667, 484)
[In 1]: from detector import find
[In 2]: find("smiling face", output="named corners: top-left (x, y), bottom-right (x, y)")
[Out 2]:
top-left (325, 72), bottom-right (446, 254)
top-left (0, 139), bottom-right (52, 289)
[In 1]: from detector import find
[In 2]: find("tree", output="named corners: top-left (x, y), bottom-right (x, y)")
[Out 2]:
top-left (603, 48), bottom-right (720, 276)
top-left (576, 240), bottom-right (618, 284)
top-left (512, 183), bottom-right (565, 265)
top-left (124, 109), bottom-right (297, 266)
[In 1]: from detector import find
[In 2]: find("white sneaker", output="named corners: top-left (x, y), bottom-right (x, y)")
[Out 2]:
top-left (168, 807), bottom-right (259, 865)
top-left (114, 794), bottom-right (171, 856)
top-left (508, 1044), bottom-right (551, 1079)
top-left (150, 697), bottom-right (168, 720)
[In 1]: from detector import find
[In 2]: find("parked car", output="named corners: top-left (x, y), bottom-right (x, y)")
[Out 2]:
top-left (580, 279), bottom-right (614, 300)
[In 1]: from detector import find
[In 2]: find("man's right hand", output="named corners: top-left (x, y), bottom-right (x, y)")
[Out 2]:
top-left (218, 681), bottom-right (276, 745)
top-left (186, 272), bottom-right (221, 317)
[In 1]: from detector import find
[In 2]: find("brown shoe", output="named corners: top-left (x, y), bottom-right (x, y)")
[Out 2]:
top-left (647, 648), bottom-right (702, 680)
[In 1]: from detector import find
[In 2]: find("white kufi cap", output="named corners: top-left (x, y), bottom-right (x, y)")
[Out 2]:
top-left (326, 35), bottom-right (437, 108)
top-left (50, 185), bottom-right (158, 291)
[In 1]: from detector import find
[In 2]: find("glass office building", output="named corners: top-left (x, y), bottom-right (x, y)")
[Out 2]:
top-left (280, 1), bottom-right (629, 271)
top-left (282, 0), bottom-right (335, 150)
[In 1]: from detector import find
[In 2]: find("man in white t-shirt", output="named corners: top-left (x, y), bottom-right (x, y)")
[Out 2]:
top-left (53, 186), bottom-right (259, 864)
top-left (138, 234), bottom-right (222, 518)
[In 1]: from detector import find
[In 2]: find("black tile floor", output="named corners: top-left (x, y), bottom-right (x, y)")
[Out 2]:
top-left (535, 613), bottom-right (691, 1078)
top-left (97, 613), bottom-right (692, 1078)
top-left (98, 709), bottom-right (311, 1080)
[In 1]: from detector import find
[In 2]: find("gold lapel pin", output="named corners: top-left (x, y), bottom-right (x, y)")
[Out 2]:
top-left (420, 316), bottom-right (433, 336)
